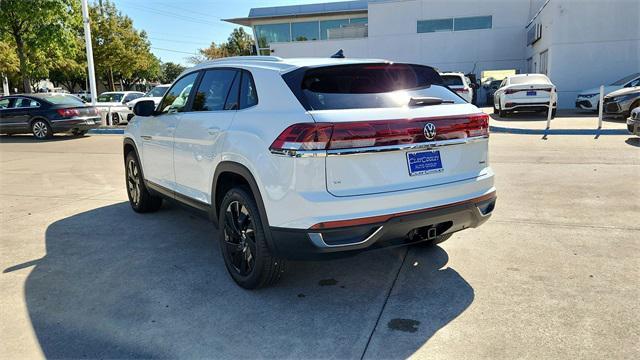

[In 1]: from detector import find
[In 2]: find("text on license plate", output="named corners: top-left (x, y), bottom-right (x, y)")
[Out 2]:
top-left (406, 150), bottom-right (443, 176)
top-left (526, 91), bottom-right (537, 96)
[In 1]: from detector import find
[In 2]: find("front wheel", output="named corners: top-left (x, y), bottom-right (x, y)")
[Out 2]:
top-left (111, 113), bottom-right (120, 125)
top-left (31, 119), bottom-right (53, 140)
top-left (219, 187), bottom-right (286, 289)
top-left (125, 152), bottom-right (162, 213)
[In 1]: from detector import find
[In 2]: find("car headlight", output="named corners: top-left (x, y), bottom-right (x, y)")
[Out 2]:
top-left (578, 93), bottom-right (598, 98)
top-left (612, 94), bottom-right (638, 102)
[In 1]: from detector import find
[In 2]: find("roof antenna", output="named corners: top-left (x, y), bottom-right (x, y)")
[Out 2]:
top-left (330, 49), bottom-right (345, 58)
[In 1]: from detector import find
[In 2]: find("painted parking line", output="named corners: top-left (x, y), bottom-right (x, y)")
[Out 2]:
top-left (489, 126), bottom-right (629, 136)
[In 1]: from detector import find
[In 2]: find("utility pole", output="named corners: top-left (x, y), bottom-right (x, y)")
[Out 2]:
top-left (81, 0), bottom-right (98, 106)
top-left (1, 74), bottom-right (9, 95)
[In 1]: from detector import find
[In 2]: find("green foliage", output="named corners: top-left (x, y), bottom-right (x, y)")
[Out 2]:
top-left (0, 0), bottom-right (81, 92)
top-left (90, 1), bottom-right (160, 90)
top-left (160, 62), bottom-right (186, 83)
top-left (189, 27), bottom-right (254, 64)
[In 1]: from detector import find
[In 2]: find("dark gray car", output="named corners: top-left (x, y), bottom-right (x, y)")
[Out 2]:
top-left (0, 93), bottom-right (101, 139)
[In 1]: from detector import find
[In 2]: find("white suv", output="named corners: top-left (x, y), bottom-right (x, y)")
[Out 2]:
top-left (440, 72), bottom-right (474, 103)
top-left (123, 56), bottom-right (496, 289)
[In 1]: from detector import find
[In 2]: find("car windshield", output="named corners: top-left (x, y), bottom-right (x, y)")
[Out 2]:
top-left (509, 75), bottom-right (550, 85)
top-left (43, 94), bottom-right (86, 106)
top-left (98, 93), bottom-right (124, 103)
top-left (290, 63), bottom-right (463, 110)
top-left (145, 86), bottom-right (169, 97)
top-left (441, 75), bottom-right (463, 86)
top-left (610, 73), bottom-right (640, 86)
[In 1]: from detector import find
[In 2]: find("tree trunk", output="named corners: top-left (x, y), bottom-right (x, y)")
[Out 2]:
top-left (109, 68), bottom-right (115, 91)
top-left (12, 30), bottom-right (31, 93)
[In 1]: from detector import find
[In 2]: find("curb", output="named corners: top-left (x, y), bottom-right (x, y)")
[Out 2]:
top-left (88, 128), bottom-right (125, 135)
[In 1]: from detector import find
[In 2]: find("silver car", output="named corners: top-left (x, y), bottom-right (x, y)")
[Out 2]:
top-left (603, 86), bottom-right (640, 119)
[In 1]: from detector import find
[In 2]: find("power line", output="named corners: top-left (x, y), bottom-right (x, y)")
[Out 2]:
top-left (148, 37), bottom-right (210, 47)
top-left (121, 0), bottom-right (221, 21)
top-left (119, 3), bottom-right (218, 26)
top-left (151, 47), bottom-right (199, 55)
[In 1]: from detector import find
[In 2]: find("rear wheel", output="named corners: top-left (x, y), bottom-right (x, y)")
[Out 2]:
top-left (498, 108), bottom-right (508, 118)
top-left (111, 113), bottom-right (120, 125)
top-left (31, 119), bottom-right (53, 140)
top-left (125, 152), bottom-right (162, 213)
top-left (219, 187), bottom-right (286, 289)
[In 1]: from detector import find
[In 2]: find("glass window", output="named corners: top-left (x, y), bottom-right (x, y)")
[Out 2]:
top-left (44, 94), bottom-right (85, 106)
top-left (454, 16), bottom-right (492, 31)
top-left (0, 98), bottom-right (9, 109)
top-left (611, 73), bottom-right (640, 86)
top-left (441, 75), bottom-right (464, 86)
top-left (124, 93), bottom-right (143, 103)
top-left (224, 72), bottom-right (241, 110)
top-left (349, 17), bottom-right (368, 24)
top-left (320, 19), bottom-right (349, 40)
top-left (255, 23), bottom-right (290, 47)
top-left (288, 63), bottom-right (462, 110)
top-left (97, 93), bottom-right (124, 103)
top-left (417, 18), bottom-right (453, 33)
top-left (158, 72), bottom-right (198, 114)
top-left (192, 69), bottom-right (238, 112)
top-left (13, 98), bottom-right (40, 108)
top-left (292, 21), bottom-right (319, 41)
top-left (145, 85), bottom-right (170, 97)
top-left (239, 71), bottom-right (258, 109)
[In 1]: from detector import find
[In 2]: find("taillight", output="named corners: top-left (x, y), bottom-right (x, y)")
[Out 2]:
top-left (504, 89), bottom-right (518, 94)
top-left (269, 114), bottom-right (489, 152)
top-left (56, 108), bottom-right (80, 117)
top-left (455, 88), bottom-right (469, 93)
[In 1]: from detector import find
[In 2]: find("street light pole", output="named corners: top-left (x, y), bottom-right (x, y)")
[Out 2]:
top-left (81, 0), bottom-right (98, 106)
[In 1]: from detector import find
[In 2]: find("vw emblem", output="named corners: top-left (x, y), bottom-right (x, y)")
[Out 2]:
top-left (424, 123), bottom-right (437, 141)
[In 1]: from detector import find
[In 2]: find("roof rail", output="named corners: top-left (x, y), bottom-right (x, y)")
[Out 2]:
top-left (212, 56), bottom-right (283, 62)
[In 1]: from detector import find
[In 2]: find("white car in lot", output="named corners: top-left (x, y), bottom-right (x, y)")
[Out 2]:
top-left (440, 72), bottom-right (474, 103)
top-left (493, 74), bottom-right (556, 117)
top-left (125, 84), bottom-right (171, 121)
top-left (627, 107), bottom-right (640, 136)
top-left (96, 91), bottom-right (144, 125)
top-left (123, 56), bottom-right (496, 289)
top-left (576, 72), bottom-right (640, 111)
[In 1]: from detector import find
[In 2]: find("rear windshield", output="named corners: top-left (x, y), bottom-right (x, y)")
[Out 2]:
top-left (283, 63), bottom-right (464, 110)
top-left (98, 93), bottom-right (123, 103)
top-left (43, 94), bottom-right (86, 106)
top-left (509, 75), bottom-right (550, 85)
top-left (441, 75), bottom-right (463, 86)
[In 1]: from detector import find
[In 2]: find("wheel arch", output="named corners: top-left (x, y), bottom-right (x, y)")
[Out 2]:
top-left (211, 161), bottom-right (277, 253)
top-left (123, 137), bottom-right (147, 182)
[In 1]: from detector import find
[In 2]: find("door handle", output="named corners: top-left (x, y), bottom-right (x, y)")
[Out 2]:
top-left (207, 127), bottom-right (220, 135)
top-left (141, 135), bottom-right (152, 140)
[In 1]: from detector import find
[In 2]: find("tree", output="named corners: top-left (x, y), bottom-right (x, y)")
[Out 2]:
top-left (90, 1), bottom-right (160, 91)
top-left (160, 62), bottom-right (186, 83)
top-left (188, 27), bottom-right (254, 64)
top-left (0, 0), bottom-right (80, 92)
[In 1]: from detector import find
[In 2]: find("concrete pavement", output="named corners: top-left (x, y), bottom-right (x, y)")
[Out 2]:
top-left (1, 127), bottom-right (638, 359)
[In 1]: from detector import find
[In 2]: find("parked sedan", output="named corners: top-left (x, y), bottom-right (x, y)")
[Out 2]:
top-left (576, 72), bottom-right (640, 111)
top-left (95, 91), bottom-right (144, 125)
top-left (124, 84), bottom-right (170, 121)
top-left (493, 74), bottom-right (556, 117)
top-left (603, 86), bottom-right (640, 119)
top-left (627, 107), bottom-right (640, 136)
top-left (0, 93), bottom-right (100, 139)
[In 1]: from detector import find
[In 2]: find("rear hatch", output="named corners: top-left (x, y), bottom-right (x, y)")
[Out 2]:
top-left (281, 63), bottom-right (489, 197)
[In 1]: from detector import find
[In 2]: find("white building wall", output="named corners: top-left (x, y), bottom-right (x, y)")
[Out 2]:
top-left (527, 0), bottom-right (640, 107)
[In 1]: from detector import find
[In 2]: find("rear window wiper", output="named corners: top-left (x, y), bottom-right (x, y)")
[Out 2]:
top-left (408, 97), bottom-right (455, 106)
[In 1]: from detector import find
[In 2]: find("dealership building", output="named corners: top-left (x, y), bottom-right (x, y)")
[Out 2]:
top-left (224, 0), bottom-right (639, 108)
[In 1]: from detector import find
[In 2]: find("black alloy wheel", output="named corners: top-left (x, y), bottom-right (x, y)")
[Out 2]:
top-left (222, 200), bottom-right (257, 276)
top-left (124, 152), bottom-right (162, 213)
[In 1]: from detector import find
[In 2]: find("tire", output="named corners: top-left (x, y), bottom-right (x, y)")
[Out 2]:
top-left (111, 113), bottom-right (120, 125)
top-left (125, 152), bottom-right (162, 213)
top-left (498, 108), bottom-right (508, 118)
top-left (551, 109), bottom-right (557, 118)
top-left (414, 233), bottom-right (453, 247)
top-left (31, 119), bottom-right (53, 140)
top-left (218, 187), bottom-right (286, 289)
top-left (72, 129), bottom-right (87, 136)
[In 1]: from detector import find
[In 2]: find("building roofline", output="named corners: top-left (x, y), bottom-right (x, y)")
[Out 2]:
top-left (223, 9), bottom-right (367, 26)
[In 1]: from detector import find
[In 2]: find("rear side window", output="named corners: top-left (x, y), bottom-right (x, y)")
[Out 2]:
top-left (0, 98), bottom-right (9, 109)
top-left (13, 98), bottom-right (40, 108)
top-left (239, 70), bottom-right (258, 109)
top-left (283, 63), bottom-right (463, 110)
top-left (441, 75), bottom-right (463, 86)
top-left (192, 69), bottom-right (238, 111)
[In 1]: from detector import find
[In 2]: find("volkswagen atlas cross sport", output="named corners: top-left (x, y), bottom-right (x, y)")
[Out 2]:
top-left (123, 56), bottom-right (496, 289)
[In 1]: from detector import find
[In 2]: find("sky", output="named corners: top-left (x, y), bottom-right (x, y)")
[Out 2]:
top-left (109, 0), bottom-right (320, 65)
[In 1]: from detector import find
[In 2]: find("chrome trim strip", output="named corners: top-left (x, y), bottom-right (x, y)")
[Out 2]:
top-left (269, 136), bottom-right (488, 158)
top-left (308, 226), bottom-right (384, 248)
top-left (51, 116), bottom-right (101, 123)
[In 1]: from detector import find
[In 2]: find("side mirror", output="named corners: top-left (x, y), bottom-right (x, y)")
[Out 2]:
top-left (133, 100), bottom-right (156, 117)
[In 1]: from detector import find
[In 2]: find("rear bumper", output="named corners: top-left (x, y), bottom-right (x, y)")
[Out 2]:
top-left (269, 192), bottom-right (496, 260)
top-left (51, 117), bottom-right (102, 131)
top-left (627, 117), bottom-right (640, 135)
top-left (504, 102), bottom-right (556, 112)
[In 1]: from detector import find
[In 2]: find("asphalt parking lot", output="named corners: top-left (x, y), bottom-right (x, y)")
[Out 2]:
top-left (1, 115), bottom-right (639, 359)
